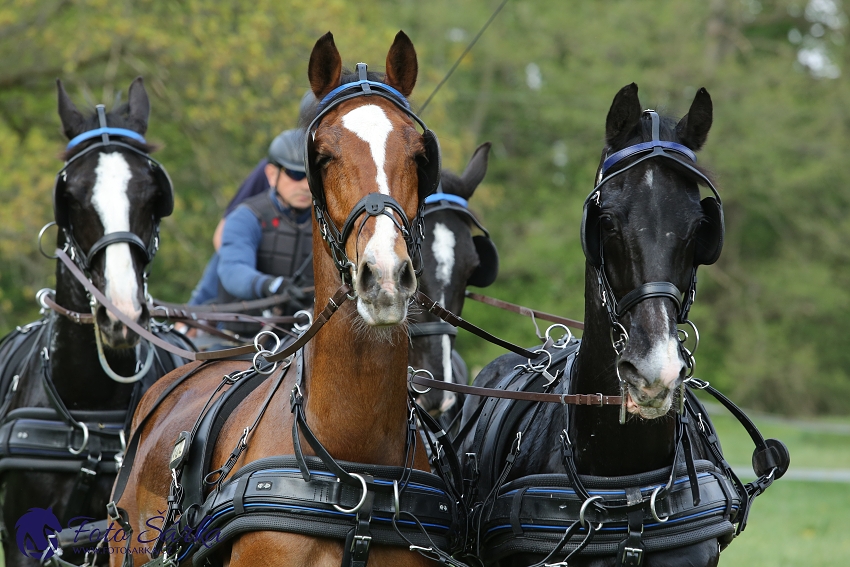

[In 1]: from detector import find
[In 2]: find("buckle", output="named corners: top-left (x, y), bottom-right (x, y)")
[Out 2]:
top-left (621, 546), bottom-right (643, 566)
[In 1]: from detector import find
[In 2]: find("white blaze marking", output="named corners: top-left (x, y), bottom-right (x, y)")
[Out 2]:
top-left (644, 169), bottom-right (653, 187)
top-left (432, 223), bottom-right (456, 287)
top-left (630, 303), bottom-right (682, 389)
top-left (91, 153), bottom-right (141, 322)
top-left (439, 292), bottom-right (456, 409)
top-left (342, 105), bottom-right (399, 278)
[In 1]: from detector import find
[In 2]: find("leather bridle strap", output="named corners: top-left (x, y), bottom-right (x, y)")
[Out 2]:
top-left (56, 247), bottom-right (350, 363)
top-left (414, 291), bottom-right (541, 360)
top-left (465, 291), bottom-right (585, 331)
top-left (409, 373), bottom-right (622, 406)
top-left (615, 282), bottom-right (683, 319)
top-left (84, 231), bottom-right (153, 267)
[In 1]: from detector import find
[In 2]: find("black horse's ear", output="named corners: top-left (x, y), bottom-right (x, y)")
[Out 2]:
top-left (385, 31), bottom-right (418, 97)
top-left (308, 32), bottom-right (342, 100)
top-left (605, 83), bottom-right (642, 148)
top-left (676, 88), bottom-right (712, 151)
top-left (456, 142), bottom-right (491, 200)
top-left (57, 79), bottom-right (85, 140)
top-left (126, 77), bottom-right (150, 135)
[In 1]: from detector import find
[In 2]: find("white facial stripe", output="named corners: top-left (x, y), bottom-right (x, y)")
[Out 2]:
top-left (432, 223), bottom-right (456, 287)
top-left (342, 105), bottom-right (393, 195)
top-left (644, 169), bottom-right (653, 187)
top-left (91, 153), bottom-right (141, 321)
top-left (630, 303), bottom-right (682, 388)
top-left (439, 292), bottom-right (455, 407)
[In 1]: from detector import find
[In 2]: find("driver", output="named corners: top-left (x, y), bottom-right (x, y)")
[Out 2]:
top-left (215, 128), bottom-right (314, 335)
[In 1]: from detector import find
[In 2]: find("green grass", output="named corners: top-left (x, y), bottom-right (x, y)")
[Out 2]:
top-left (692, 396), bottom-right (850, 566)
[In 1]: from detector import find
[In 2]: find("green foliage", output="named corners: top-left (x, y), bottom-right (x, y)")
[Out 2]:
top-left (1, 0), bottom-right (848, 415)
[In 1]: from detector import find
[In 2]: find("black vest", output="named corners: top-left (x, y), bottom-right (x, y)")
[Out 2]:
top-left (217, 191), bottom-right (314, 335)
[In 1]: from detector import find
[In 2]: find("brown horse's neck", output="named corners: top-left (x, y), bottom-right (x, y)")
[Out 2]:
top-left (303, 232), bottom-right (412, 467)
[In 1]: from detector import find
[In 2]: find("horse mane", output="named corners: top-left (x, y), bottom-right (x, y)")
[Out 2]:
top-left (61, 102), bottom-right (157, 160)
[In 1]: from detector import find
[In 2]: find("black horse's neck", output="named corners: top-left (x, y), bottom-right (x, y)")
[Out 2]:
top-left (48, 259), bottom-right (136, 411)
top-left (570, 265), bottom-right (676, 477)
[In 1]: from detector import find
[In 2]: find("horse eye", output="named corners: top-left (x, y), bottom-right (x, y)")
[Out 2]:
top-left (315, 154), bottom-right (332, 168)
top-left (600, 215), bottom-right (616, 231)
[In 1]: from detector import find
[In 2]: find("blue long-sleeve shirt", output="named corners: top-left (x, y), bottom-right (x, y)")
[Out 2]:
top-left (217, 205), bottom-right (270, 300)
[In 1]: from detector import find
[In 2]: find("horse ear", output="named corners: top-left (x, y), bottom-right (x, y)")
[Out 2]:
top-left (56, 79), bottom-right (85, 140)
top-left (676, 88), bottom-right (712, 151)
top-left (126, 77), bottom-right (150, 135)
top-left (308, 32), bottom-right (342, 100)
top-left (384, 31), bottom-right (417, 97)
top-left (456, 142), bottom-right (491, 199)
top-left (605, 83), bottom-right (642, 148)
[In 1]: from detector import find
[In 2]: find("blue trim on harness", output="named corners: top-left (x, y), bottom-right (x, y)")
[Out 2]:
top-left (424, 192), bottom-right (469, 208)
top-left (66, 128), bottom-right (147, 150)
top-left (500, 473), bottom-right (713, 498)
top-left (316, 80), bottom-right (410, 115)
top-left (252, 467), bottom-right (448, 496)
top-left (601, 140), bottom-right (697, 177)
top-left (485, 505), bottom-right (738, 536)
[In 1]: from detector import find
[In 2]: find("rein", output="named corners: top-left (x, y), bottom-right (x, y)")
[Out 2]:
top-left (465, 291), bottom-right (584, 331)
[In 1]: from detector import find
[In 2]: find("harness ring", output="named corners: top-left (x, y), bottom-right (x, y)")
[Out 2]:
top-left (408, 367), bottom-right (434, 394)
top-left (579, 495), bottom-right (603, 529)
top-left (252, 350), bottom-right (278, 375)
top-left (650, 486), bottom-right (669, 523)
top-left (68, 422), bottom-right (89, 456)
top-left (545, 324), bottom-right (573, 348)
top-left (253, 330), bottom-right (281, 355)
top-left (333, 473), bottom-right (369, 514)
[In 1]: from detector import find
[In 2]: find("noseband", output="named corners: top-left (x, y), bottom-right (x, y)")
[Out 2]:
top-left (305, 63), bottom-right (441, 286)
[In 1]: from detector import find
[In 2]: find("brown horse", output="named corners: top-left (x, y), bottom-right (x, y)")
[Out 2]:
top-left (109, 32), bottom-right (444, 567)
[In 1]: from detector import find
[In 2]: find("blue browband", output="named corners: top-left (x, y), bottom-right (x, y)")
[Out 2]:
top-left (601, 140), bottom-right (696, 178)
top-left (315, 78), bottom-right (410, 116)
top-left (66, 127), bottom-right (147, 150)
top-left (424, 192), bottom-right (468, 208)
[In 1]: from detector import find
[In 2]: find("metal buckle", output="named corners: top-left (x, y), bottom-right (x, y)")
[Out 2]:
top-left (621, 546), bottom-right (644, 565)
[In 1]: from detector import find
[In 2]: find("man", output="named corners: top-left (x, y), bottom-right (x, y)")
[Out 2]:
top-left (215, 128), bottom-right (314, 334)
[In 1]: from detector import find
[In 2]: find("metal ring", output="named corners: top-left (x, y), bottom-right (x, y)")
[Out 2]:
top-left (293, 309), bottom-right (313, 333)
top-left (579, 495), bottom-right (603, 528)
top-left (650, 486), bottom-right (669, 523)
top-left (408, 367), bottom-right (434, 394)
top-left (392, 480), bottom-right (401, 520)
top-left (68, 422), bottom-right (89, 455)
top-left (333, 473), bottom-right (369, 514)
top-left (527, 349), bottom-right (552, 373)
top-left (35, 288), bottom-right (53, 310)
top-left (610, 323), bottom-right (629, 355)
top-left (254, 330), bottom-right (281, 354)
top-left (252, 350), bottom-right (279, 375)
top-left (683, 320), bottom-right (700, 355)
top-left (38, 222), bottom-right (60, 259)
top-left (545, 324), bottom-right (572, 348)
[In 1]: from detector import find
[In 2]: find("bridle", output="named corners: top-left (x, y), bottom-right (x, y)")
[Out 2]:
top-left (48, 104), bottom-right (175, 383)
top-left (580, 110), bottom-right (725, 421)
top-left (304, 63), bottom-right (441, 286)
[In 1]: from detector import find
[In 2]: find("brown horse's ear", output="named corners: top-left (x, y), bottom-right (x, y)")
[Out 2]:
top-left (605, 83), bottom-right (642, 148)
top-left (308, 32), bottom-right (343, 101)
top-left (676, 88), bottom-right (712, 151)
top-left (385, 31), bottom-right (417, 97)
top-left (57, 79), bottom-right (85, 140)
top-left (126, 77), bottom-right (150, 135)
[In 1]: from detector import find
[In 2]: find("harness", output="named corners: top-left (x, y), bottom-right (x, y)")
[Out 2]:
top-left (459, 341), bottom-right (787, 567)
top-left (106, 339), bottom-right (465, 567)
top-left (0, 313), bottom-right (190, 537)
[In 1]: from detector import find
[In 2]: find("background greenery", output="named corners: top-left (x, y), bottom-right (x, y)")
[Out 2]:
top-left (1, 0), bottom-right (849, 417)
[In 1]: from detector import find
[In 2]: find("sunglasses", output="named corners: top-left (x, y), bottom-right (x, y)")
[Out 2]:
top-left (283, 168), bottom-right (307, 181)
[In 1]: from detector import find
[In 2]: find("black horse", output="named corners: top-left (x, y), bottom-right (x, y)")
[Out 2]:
top-left (409, 142), bottom-right (498, 431)
top-left (0, 78), bottom-right (192, 566)
top-left (457, 85), bottom-right (769, 567)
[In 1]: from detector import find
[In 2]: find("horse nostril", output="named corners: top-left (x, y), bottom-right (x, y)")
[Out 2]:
top-left (398, 260), bottom-right (416, 293)
top-left (357, 261), bottom-right (378, 295)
